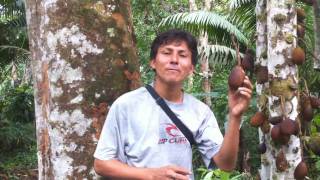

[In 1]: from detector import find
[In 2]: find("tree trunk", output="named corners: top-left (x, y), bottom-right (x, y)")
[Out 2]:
top-left (198, 0), bottom-right (213, 107)
top-left (189, 0), bottom-right (198, 11)
top-left (313, 0), bottom-right (320, 69)
top-left (25, 1), bottom-right (140, 179)
top-left (257, 0), bottom-right (302, 179)
top-left (256, 0), bottom-right (269, 178)
top-left (186, 0), bottom-right (197, 92)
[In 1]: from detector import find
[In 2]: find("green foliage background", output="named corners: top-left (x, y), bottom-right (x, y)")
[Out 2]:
top-left (0, 0), bottom-right (319, 179)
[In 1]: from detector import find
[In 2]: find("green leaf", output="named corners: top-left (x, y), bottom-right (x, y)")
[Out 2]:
top-left (220, 170), bottom-right (231, 180)
top-left (159, 11), bottom-right (249, 45)
top-left (203, 171), bottom-right (214, 180)
top-left (229, 0), bottom-right (255, 10)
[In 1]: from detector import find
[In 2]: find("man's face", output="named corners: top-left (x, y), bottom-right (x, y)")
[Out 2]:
top-left (150, 40), bottom-right (194, 85)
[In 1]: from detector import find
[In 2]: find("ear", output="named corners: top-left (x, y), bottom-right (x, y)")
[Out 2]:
top-left (188, 65), bottom-right (195, 75)
top-left (150, 59), bottom-right (156, 69)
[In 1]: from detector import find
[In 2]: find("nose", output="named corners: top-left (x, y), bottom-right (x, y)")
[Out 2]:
top-left (170, 53), bottom-right (178, 64)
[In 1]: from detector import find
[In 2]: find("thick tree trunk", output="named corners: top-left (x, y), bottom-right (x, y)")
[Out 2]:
top-left (257, 0), bottom-right (302, 179)
top-left (256, 0), bottom-right (269, 178)
top-left (313, 0), bottom-right (320, 69)
top-left (25, 1), bottom-right (140, 179)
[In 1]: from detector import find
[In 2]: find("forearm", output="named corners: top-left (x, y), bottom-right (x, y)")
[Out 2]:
top-left (213, 114), bottom-right (241, 171)
top-left (94, 159), bottom-right (150, 180)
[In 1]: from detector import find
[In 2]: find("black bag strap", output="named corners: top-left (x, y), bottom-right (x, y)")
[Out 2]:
top-left (145, 84), bottom-right (196, 146)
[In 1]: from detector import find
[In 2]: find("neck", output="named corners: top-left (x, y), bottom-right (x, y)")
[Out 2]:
top-left (153, 79), bottom-right (183, 103)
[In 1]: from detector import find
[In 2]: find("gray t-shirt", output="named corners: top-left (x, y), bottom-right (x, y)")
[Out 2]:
top-left (94, 86), bottom-right (223, 179)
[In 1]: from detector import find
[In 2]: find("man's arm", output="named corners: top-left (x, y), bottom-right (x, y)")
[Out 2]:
top-left (212, 114), bottom-right (241, 171)
top-left (213, 76), bottom-right (253, 171)
top-left (94, 159), bottom-right (191, 180)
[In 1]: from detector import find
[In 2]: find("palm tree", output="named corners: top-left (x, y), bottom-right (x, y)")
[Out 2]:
top-left (0, 0), bottom-right (30, 87)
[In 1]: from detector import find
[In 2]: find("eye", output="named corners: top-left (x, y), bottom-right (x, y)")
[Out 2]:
top-left (162, 51), bottom-right (170, 55)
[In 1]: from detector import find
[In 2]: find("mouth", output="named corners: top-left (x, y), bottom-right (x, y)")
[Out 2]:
top-left (166, 68), bottom-right (180, 72)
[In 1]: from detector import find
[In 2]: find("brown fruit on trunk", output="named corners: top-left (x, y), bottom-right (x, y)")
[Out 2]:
top-left (250, 112), bottom-right (267, 127)
top-left (269, 116), bottom-right (283, 125)
top-left (297, 8), bottom-right (306, 23)
top-left (309, 136), bottom-right (320, 156)
top-left (301, 96), bottom-right (314, 122)
top-left (258, 143), bottom-right (267, 154)
top-left (256, 66), bottom-right (268, 84)
top-left (280, 118), bottom-right (296, 135)
top-left (310, 96), bottom-right (320, 109)
top-left (241, 49), bottom-right (255, 71)
top-left (271, 125), bottom-right (281, 142)
top-left (261, 120), bottom-right (271, 134)
top-left (276, 150), bottom-right (288, 172)
top-left (279, 134), bottom-right (290, 145)
top-left (297, 24), bottom-right (305, 38)
top-left (292, 47), bottom-right (306, 65)
top-left (294, 161), bottom-right (308, 180)
top-left (228, 66), bottom-right (245, 90)
top-left (293, 120), bottom-right (300, 136)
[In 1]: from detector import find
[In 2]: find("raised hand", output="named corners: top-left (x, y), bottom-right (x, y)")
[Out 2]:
top-left (228, 76), bottom-right (253, 118)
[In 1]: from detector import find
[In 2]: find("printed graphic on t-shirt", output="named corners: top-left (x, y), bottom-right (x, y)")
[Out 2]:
top-left (158, 123), bottom-right (188, 144)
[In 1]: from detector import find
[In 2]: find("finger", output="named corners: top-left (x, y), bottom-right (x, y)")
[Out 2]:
top-left (238, 87), bottom-right (252, 95)
top-left (242, 76), bottom-right (253, 89)
top-left (169, 165), bottom-right (191, 175)
top-left (239, 90), bottom-right (252, 99)
top-left (174, 173), bottom-right (189, 180)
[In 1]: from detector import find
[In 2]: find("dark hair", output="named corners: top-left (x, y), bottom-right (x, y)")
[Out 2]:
top-left (150, 29), bottom-right (198, 65)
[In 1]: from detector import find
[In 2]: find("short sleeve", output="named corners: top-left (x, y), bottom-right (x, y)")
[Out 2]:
top-left (93, 102), bottom-right (127, 163)
top-left (195, 108), bottom-right (223, 168)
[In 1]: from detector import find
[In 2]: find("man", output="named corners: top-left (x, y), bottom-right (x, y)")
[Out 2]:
top-left (94, 29), bottom-right (253, 180)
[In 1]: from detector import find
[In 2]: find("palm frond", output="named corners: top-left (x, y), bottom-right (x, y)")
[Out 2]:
top-left (227, 1), bottom-right (256, 47)
top-left (229, 0), bottom-right (256, 10)
top-left (0, 0), bottom-right (25, 21)
top-left (159, 11), bottom-right (249, 46)
top-left (202, 44), bottom-right (244, 65)
top-left (0, 45), bottom-right (30, 55)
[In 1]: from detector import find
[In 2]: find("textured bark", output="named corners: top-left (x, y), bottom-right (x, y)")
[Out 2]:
top-left (313, 0), bottom-right (320, 69)
top-left (256, 0), bottom-right (302, 179)
top-left (188, 0), bottom-right (198, 11)
top-left (199, 0), bottom-right (212, 107)
top-left (256, 0), bottom-right (269, 178)
top-left (186, 0), bottom-right (198, 92)
top-left (25, 1), bottom-right (140, 179)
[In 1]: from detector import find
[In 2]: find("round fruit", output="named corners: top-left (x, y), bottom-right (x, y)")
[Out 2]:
top-left (261, 120), bottom-right (271, 134)
top-left (279, 134), bottom-right (290, 145)
top-left (258, 143), bottom-right (267, 154)
top-left (250, 112), bottom-right (267, 127)
top-left (297, 24), bottom-right (305, 38)
top-left (276, 150), bottom-right (288, 172)
top-left (309, 135), bottom-right (320, 156)
top-left (271, 125), bottom-right (281, 142)
top-left (228, 65), bottom-right (245, 90)
top-left (292, 47), bottom-right (305, 65)
top-left (280, 118), bottom-right (296, 135)
top-left (269, 116), bottom-right (283, 125)
top-left (296, 8), bottom-right (306, 22)
top-left (256, 66), bottom-right (268, 84)
top-left (310, 96), bottom-right (320, 109)
top-left (241, 49), bottom-right (255, 71)
top-left (301, 97), bottom-right (314, 122)
top-left (293, 120), bottom-right (300, 136)
top-left (294, 161), bottom-right (308, 180)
